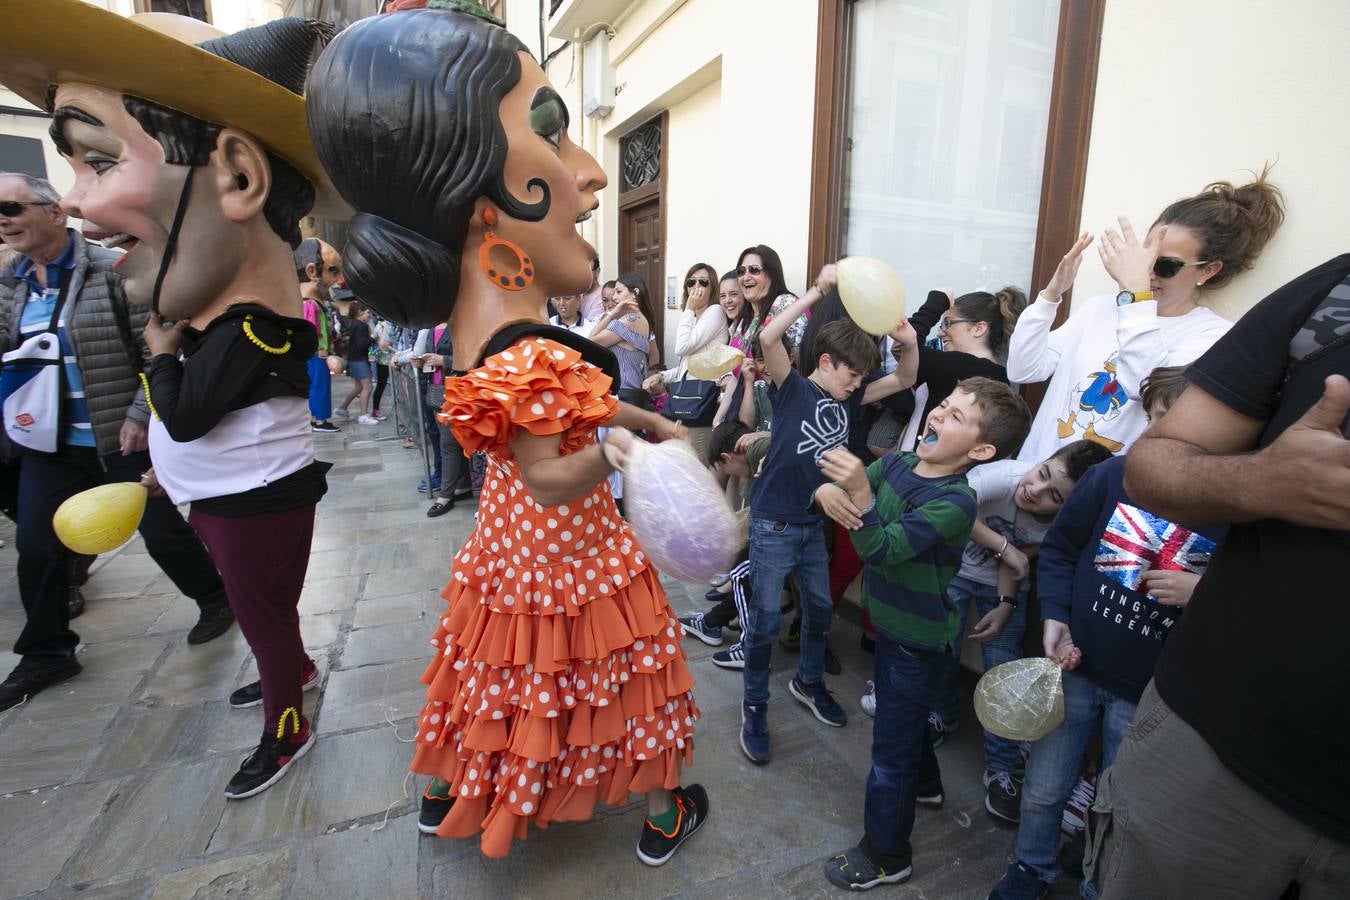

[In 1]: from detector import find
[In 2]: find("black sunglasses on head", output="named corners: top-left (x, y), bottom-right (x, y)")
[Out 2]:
top-left (1153, 256), bottom-right (1209, 279)
top-left (736, 264), bottom-right (765, 278)
top-left (0, 200), bottom-right (53, 216)
top-left (685, 277), bottom-right (710, 289)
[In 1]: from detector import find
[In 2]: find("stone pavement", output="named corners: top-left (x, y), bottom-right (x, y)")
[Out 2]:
top-left (0, 384), bottom-right (1082, 899)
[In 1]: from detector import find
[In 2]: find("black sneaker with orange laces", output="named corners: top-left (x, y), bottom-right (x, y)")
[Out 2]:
top-left (225, 714), bottom-right (315, 800)
top-left (635, 784), bottom-right (709, 866)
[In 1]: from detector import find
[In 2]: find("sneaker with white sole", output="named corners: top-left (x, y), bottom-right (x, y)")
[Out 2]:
top-left (788, 676), bottom-right (847, 727)
top-left (357, 414), bottom-right (379, 425)
top-left (984, 769), bottom-right (1021, 823)
top-left (224, 717), bottom-right (315, 799)
top-left (860, 680), bottom-right (876, 717)
top-left (711, 643), bottom-right (745, 670)
top-left (678, 612), bottom-right (723, 647)
top-left (635, 784), bottom-right (710, 866)
top-left (1061, 772), bottom-right (1096, 834)
top-left (333, 408), bottom-right (350, 419)
top-left (229, 661), bottom-right (320, 708)
top-left (418, 791), bottom-right (455, 834)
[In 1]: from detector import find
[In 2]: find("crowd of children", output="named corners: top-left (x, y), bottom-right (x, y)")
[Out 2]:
top-left (672, 217), bottom-right (1269, 896)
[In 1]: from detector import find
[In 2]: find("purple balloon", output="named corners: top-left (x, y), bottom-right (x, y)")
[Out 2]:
top-left (623, 441), bottom-right (738, 582)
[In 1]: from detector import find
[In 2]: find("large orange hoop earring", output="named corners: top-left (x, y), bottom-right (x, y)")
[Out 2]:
top-left (478, 208), bottom-right (534, 292)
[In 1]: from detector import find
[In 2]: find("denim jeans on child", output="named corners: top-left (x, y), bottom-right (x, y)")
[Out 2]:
top-left (1016, 669), bottom-right (1137, 882)
top-left (863, 633), bottom-right (947, 870)
top-left (744, 518), bottom-right (832, 704)
top-left (932, 575), bottom-right (1026, 774)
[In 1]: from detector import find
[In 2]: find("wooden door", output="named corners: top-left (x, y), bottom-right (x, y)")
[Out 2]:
top-left (619, 196), bottom-right (664, 364)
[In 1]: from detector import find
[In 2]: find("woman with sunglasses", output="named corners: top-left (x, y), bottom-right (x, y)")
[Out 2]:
top-left (1009, 168), bottom-right (1284, 461)
top-left (643, 262), bottom-right (729, 457)
top-left (736, 245), bottom-right (808, 360)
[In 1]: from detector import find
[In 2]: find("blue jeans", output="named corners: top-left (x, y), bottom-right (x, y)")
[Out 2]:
top-left (306, 354), bottom-right (331, 420)
top-left (743, 518), bottom-right (832, 704)
top-left (933, 575), bottom-right (1027, 774)
top-left (1016, 670), bottom-right (1136, 882)
top-left (862, 633), bottom-right (947, 869)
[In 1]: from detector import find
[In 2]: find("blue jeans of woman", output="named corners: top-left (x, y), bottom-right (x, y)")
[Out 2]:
top-left (1016, 669), bottom-right (1136, 882)
top-left (932, 575), bottom-right (1027, 774)
top-left (743, 518), bottom-right (832, 705)
top-left (862, 632), bottom-right (947, 870)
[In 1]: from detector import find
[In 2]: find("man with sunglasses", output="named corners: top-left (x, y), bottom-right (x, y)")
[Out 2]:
top-left (296, 237), bottom-right (342, 433)
top-left (0, 172), bottom-right (234, 712)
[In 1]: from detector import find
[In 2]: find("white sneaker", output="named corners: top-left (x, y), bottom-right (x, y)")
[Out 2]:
top-left (860, 681), bottom-right (876, 717)
top-left (357, 415), bottom-right (378, 425)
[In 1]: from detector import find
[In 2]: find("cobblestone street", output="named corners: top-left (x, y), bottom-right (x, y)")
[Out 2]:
top-left (0, 383), bottom-right (1069, 899)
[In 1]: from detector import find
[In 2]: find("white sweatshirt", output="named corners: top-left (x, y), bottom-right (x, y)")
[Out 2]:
top-left (1008, 292), bottom-right (1232, 461)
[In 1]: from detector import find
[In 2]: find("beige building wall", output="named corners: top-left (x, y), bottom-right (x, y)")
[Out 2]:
top-left (1073, 0), bottom-right (1350, 319)
top-left (542, 0), bottom-right (820, 361)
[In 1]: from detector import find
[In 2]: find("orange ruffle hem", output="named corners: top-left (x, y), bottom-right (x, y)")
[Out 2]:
top-left (412, 337), bottom-right (700, 858)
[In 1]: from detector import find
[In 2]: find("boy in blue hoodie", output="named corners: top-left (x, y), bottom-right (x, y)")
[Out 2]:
top-left (988, 366), bottom-right (1227, 900)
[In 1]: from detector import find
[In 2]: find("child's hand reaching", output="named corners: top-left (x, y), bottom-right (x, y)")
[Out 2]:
top-left (819, 447), bottom-right (867, 496)
top-left (1043, 619), bottom-right (1081, 670)
top-left (999, 545), bottom-right (1030, 581)
top-left (1139, 570), bottom-right (1201, 607)
top-left (969, 602), bottom-right (1013, 641)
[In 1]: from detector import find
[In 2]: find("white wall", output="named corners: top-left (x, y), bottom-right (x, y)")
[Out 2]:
top-left (1074, 0), bottom-right (1350, 319)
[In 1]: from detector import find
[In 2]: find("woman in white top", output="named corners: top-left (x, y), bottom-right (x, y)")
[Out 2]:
top-left (643, 262), bottom-right (728, 460)
top-left (1010, 167), bottom-right (1285, 461)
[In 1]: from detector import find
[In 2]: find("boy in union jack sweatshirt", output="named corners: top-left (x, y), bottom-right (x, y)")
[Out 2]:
top-left (988, 366), bottom-right (1227, 900)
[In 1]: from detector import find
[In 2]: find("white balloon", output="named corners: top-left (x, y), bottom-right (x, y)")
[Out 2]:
top-left (686, 343), bottom-right (744, 380)
top-left (623, 441), bottom-right (738, 582)
top-left (836, 256), bottom-right (907, 335)
top-left (974, 657), bottom-right (1066, 742)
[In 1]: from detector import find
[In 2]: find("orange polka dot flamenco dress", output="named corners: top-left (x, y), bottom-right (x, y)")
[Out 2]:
top-left (411, 336), bottom-right (700, 857)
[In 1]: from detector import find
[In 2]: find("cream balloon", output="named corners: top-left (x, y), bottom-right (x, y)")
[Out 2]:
top-left (622, 440), bottom-right (738, 583)
top-left (686, 343), bottom-right (744, 381)
top-left (974, 657), bottom-right (1066, 742)
top-left (53, 482), bottom-right (148, 555)
top-left (836, 256), bottom-right (907, 335)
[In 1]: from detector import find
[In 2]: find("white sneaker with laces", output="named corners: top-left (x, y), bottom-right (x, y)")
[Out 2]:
top-left (860, 680), bottom-right (876, 717)
top-left (1061, 772), bottom-right (1096, 834)
top-left (357, 415), bottom-right (379, 425)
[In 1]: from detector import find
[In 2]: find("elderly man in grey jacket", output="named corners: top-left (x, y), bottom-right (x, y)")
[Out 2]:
top-left (0, 172), bottom-right (233, 712)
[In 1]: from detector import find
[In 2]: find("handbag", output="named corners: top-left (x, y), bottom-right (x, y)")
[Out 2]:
top-left (0, 276), bottom-right (70, 454)
top-left (661, 375), bottom-right (718, 426)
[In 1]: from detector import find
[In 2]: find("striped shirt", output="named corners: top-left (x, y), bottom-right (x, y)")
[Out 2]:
top-left (14, 237), bottom-right (94, 447)
top-left (850, 452), bottom-right (977, 650)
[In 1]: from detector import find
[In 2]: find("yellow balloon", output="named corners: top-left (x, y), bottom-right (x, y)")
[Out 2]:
top-left (686, 343), bottom-right (744, 380)
top-left (836, 256), bottom-right (907, 335)
top-left (53, 482), bottom-right (148, 555)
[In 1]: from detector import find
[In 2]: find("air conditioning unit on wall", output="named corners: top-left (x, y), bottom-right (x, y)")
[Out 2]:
top-left (583, 30), bottom-right (615, 119)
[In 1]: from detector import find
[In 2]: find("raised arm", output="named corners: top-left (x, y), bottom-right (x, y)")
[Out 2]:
top-left (1006, 232), bottom-right (1094, 384)
top-left (761, 263), bottom-right (837, 386)
top-left (861, 320), bottom-right (919, 404)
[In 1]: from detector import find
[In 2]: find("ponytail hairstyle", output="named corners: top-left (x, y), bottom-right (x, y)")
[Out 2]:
top-left (617, 272), bottom-right (658, 325)
top-left (951, 285), bottom-right (1028, 357)
top-left (305, 8), bottom-right (549, 328)
top-left (1152, 163), bottom-right (1285, 290)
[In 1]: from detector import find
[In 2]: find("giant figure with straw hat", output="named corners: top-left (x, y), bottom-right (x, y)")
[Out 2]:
top-left (0, 1), bottom-right (337, 799)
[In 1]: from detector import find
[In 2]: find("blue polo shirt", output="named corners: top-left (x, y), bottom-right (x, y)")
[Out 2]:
top-left (14, 234), bottom-right (95, 447)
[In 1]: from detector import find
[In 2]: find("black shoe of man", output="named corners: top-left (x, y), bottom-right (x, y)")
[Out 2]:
top-left (188, 604), bottom-right (236, 645)
top-left (0, 658), bottom-right (83, 712)
top-left (67, 589), bottom-right (86, 620)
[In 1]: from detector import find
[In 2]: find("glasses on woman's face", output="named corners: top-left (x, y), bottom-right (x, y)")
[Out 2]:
top-left (1153, 256), bottom-right (1209, 279)
top-left (685, 277), bottom-right (710, 289)
top-left (736, 264), bottom-right (765, 278)
top-left (0, 201), bottom-right (52, 217)
top-left (938, 316), bottom-right (976, 332)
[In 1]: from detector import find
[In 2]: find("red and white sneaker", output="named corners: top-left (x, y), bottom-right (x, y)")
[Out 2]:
top-left (1061, 772), bottom-right (1096, 834)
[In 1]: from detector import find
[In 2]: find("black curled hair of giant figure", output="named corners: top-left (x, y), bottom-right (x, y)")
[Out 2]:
top-left (305, 8), bottom-right (551, 328)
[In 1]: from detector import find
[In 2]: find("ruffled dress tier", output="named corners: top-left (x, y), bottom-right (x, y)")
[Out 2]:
top-left (411, 336), bottom-right (700, 857)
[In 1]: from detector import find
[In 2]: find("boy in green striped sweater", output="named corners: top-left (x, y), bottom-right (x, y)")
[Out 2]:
top-left (816, 376), bottom-right (1031, 891)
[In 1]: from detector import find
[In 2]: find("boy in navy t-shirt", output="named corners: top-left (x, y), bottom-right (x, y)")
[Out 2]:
top-left (739, 264), bottom-right (913, 764)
